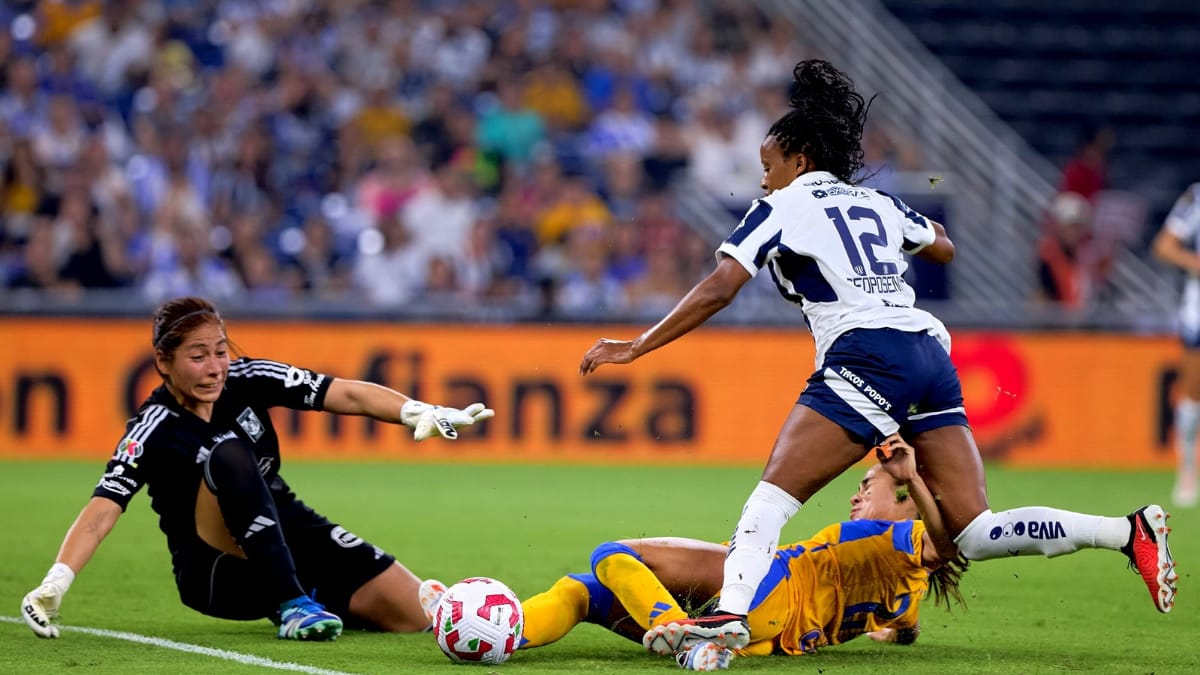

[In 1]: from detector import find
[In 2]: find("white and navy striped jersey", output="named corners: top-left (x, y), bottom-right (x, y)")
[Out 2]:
top-left (1163, 183), bottom-right (1200, 338)
top-left (93, 357), bottom-right (332, 566)
top-left (717, 171), bottom-right (948, 368)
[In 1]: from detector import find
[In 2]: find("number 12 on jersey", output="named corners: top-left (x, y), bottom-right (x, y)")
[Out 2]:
top-left (825, 206), bottom-right (899, 276)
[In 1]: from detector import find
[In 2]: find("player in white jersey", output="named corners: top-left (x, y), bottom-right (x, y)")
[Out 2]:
top-left (1151, 182), bottom-right (1200, 507)
top-left (580, 59), bottom-right (1176, 653)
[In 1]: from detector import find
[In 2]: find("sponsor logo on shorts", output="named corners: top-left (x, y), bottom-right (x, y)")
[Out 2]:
top-left (237, 408), bottom-right (265, 442)
top-left (837, 367), bottom-right (894, 412)
top-left (331, 526), bottom-right (363, 548)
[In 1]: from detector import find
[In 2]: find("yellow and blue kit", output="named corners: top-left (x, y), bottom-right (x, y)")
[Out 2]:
top-left (740, 518), bottom-right (929, 655)
top-left (519, 519), bottom-right (930, 654)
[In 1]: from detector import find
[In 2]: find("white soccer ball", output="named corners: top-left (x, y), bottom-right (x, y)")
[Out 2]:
top-left (433, 577), bottom-right (524, 665)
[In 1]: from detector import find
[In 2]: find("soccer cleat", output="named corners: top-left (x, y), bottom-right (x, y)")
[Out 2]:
top-left (644, 621), bottom-right (692, 656)
top-left (675, 641), bottom-right (733, 671)
top-left (1124, 505), bottom-right (1177, 613)
top-left (648, 613), bottom-right (750, 653)
top-left (418, 578), bottom-right (448, 625)
top-left (277, 596), bottom-right (343, 641)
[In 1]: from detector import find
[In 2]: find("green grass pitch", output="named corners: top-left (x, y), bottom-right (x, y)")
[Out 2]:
top-left (2, 460), bottom-right (1195, 674)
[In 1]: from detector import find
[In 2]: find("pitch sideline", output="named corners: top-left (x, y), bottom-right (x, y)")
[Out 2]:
top-left (1, 616), bottom-right (360, 675)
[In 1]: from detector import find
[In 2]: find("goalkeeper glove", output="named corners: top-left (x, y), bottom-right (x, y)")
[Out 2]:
top-left (400, 400), bottom-right (494, 441)
top-left (22, 563), bottom-right (75, 638)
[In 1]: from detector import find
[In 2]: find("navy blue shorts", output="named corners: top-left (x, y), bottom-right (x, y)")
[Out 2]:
top-left (798, 328), bottom-right (968, 446)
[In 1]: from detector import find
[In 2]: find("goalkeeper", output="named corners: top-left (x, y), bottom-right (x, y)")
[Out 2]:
top-left (20, 296), bottom-right (492, 642)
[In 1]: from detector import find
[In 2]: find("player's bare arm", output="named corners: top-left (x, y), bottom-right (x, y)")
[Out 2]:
top-left (916, 221), bottom-right (955, 264)
top-left (875, 435), bottom-right (958, 566)
top-left (580, 256), bottom-right (751, 375)
top-left (56, 497), bottom-right (123, 573)
top-left (1151, 229), bottom-right (1200, 274)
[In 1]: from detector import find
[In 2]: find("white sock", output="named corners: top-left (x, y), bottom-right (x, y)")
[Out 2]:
top-left (1176, 398), bottom-right (1200, 475)
top-left (717, 481), bottom-right (801, 615)
top-left (954, 508), bottom-right (1130, 559)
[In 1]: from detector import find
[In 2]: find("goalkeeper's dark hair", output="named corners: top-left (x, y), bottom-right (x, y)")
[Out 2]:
top-left (767, 59), bottom-right (874, 184)
top-left (150, 297), bottom-right (242, 385)
top-left (152, 296), bottom-right (224, 354)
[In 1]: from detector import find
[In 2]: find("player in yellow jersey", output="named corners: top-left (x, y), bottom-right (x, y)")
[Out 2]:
top-left (421, 437), bottom-right (966, 670)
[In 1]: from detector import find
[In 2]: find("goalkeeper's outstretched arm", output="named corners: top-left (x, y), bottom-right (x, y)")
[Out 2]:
top-left (321, 378), bottom-right (494, 441)
top-left (23, 497), bottom-right (122, 638)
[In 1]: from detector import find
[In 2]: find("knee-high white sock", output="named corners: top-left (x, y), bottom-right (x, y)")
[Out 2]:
top-left (717, 481), bottom-right (801, 615)
top-left (954, 507), bottom-right (1130, 559)
top-left (1176, 398), bottom-right (1200, 475)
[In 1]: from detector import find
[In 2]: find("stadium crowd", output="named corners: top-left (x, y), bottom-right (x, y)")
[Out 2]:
top-left (0, 0), bottom-right (924, 317)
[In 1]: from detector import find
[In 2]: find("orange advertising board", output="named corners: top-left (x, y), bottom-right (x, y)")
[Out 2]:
top-left (0, 319), bottom-right (1180, 468)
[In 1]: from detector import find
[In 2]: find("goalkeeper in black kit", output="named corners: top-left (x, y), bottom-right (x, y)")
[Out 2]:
top-left (21, 296), bottom-right (492, 641)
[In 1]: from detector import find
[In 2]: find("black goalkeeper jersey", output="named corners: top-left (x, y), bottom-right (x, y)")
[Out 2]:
top-left (92, 357), bottom-right (333, 566)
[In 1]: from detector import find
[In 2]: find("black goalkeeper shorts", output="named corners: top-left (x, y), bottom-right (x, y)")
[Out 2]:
top-left (174, 489), bottom-right (395, 626)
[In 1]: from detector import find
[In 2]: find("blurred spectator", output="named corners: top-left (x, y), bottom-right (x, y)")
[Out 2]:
top-left (354, 136), bottom-right (429, 225)
top-left (142, 210), bottom-right (242, 303)
top-left (348, 81), bottom-right (410, 148)
top-left (352, 212), bottom-right (426, 307)
top-left (476, 77), bottom-right (547, 172)
top-left (7, 219), bottom-right (75, 295)
top-left (281, 216), bottom-right (353, 298)
top-left (523, 62), bottom-right (589, 134)
top-left (687, 99), bottom-right (768, 214)
top-left (1036, 191), bottom-right (1111, 308)
top-left (401, 159), bottom-right (480, 262)
top-left (584, 86), bottom-right (657, 160)
top-left (67, 0), bottom-right (155, 97)
top-left (535, 174), bottom-right (611, 247)
top-left (32, 95), bottom-right (87, 191)
top-left (56, 186), bottom-right (128, 289)
top-left (0, 54), bottom-right (46, 139)
top-left (209, 125), bottom-right (274, 226)
top-left (2, 139), bottom-right (44, 234)
top-left (1060, 123), bottom-right (1115, 203)
top-left (597, 152), bottom-right (647, 222)
top-left (555, 223), bottom-right (627, 315)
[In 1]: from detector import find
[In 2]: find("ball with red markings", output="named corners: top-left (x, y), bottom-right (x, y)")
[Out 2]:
top-left (433, 577), bottom-right (524, 665)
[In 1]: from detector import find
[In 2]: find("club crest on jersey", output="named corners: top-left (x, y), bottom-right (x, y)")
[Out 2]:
top-left (114, 438), bottom-right (143, 466)
top-left (331, 526), bottom-right (364, 548)
top-left (237, 408), bottom-right (265, 442)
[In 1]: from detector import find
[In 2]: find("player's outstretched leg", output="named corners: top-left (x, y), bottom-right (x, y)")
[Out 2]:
top-left (675, 641), bottom-right (733, 671)
top-left (1122, 505), bottom-right (1177, 613)
top-left (277, 595), bottom-right (343, 641)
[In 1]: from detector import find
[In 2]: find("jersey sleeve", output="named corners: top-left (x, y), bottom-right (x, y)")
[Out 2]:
top-left (878, 191), bottom-right (937, 254)
top-left (715, 199), bottom-right (782, 277)
top-left (226, 357), bottom-right (333, 411)
top-left (91, 406), bottom-right (171, 509)
top-left (1164, 183), bottom-right (1200, 242)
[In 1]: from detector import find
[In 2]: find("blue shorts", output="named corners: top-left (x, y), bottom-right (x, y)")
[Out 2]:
top-left (798, 328), bottom-right (968, 446)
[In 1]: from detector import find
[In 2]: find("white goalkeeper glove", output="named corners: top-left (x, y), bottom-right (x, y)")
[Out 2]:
top-left (22, 563), bottom-right (75, 638)
top-left (400, 400), bottom-right (494, 441)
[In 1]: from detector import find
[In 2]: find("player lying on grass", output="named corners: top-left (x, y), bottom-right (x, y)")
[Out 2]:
top-left (423, 436), bottom-right (967, 670)
top-left (21, 296), bottom-right (493, 642)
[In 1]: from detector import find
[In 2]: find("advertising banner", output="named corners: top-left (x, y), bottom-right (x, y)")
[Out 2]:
top-left (0, 319), bottom-right (1179, 468)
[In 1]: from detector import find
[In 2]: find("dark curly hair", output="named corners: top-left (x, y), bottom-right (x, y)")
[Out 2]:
top-left (767, 59), bottom-right (875, 184)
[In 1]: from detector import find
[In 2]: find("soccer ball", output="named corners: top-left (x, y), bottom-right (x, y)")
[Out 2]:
top-left (433, 577), bottom-right (524, 665)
